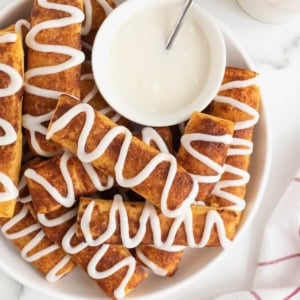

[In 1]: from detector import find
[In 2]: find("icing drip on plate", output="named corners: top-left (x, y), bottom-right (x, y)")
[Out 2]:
top-left (212, 76), bottom-right (260, 211)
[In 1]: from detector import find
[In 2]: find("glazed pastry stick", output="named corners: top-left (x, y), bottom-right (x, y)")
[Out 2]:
top-left (25, 63), bottom-right (126, 214)
top-left (177, 112), bottom-right (234, 201)
top-left (205, 67), bottom-right (260, 211)
top-left (76, 196), bottom-right (239, 249)
top-left (25, 151), bottom-right (114, 214)
top-left (23, 0), bottom-right (84, 157)
top-left (38, 207), bottom-right (147, 299)
top-left (0, 202), bottom-right (76, 282)
top-left (47, 94), bottom-right (199, 218)
top-left (135, 126), bottom-right (185, 277)
top-left (0, 30), bottom-right (23, 218)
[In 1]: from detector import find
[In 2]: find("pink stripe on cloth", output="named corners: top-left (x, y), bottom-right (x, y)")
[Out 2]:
top-left (283, 287), bottom-right (300, 300)
top-left (293, 177), bottom-right (300, 182)
top-left (249, 290), bottom-right (262, 300)
top-left (258, 253), bottom-right (300, 267)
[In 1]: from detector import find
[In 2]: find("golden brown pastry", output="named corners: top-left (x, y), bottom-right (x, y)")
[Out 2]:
top-left (47, 94), bottom-right (199, 218)
top-left (0, 202), bottom-right (76, 281)
top-left (177, 112), bottom-right (234, 201)
top-left (2, 19), bottom-right (30, 42)
top-left (80, 61), bottom-right (126, 125)
top-left (23, 0), bottom-right (84, 157)
top-left (205, 67), bottom-right (260, 212)
top-left (37, 206), bottom-right (147, 299)
top-left (82, 0), bottom-right (115, 45)
top-left (76, 196), bottom-right (239, 249)
top-left (25, 151), bottom-right (114, 214)
top-left (135, 245), bottom-right (185, 277)
top-left (0, 30), bottom-right (23, 218)
top-left (135, 126), bottom-right (184, 277)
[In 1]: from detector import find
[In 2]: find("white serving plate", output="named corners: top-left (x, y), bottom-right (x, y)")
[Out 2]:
top-left (0, 1), bottom-right (271, 299)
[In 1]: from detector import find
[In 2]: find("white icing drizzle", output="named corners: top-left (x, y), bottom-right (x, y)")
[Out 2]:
top-left (22, 111), bottom-right (59, 157)
top-left (81, 73), bottom-right (98, 103)
top-left (25, 0), bottom-right (85, 99)
top-left (87, 244), bottom-right (136, 300)
top-left (82, 0), bottom-right (113, 36)
top-left (1, 206), bottom-right (41, 239)
top-left (180, 133), bottom-right (232, 184)
top-left (47, 103), bottom-right (198, 218)
top-left (0, 172), bottom-right (19, 203)
top-left (140, 127), bottom-right (187, 263)
top-left (62, 224), bottom-right (88, 254)
top-left (80, 194), bottom-right (232, 249)
top-left (0, 33), bottom-right (17, 43)
top-left (99, 106), bottom-right (121, 123)
top-left (23, 0), bottom-right (85, 157)
top-left (141, 127), bottom-right (170, 154)
top-left (211, 76), bottom-right (260, 210)
top-left (61, 224), bottom-right (136, 299)
top-left (135, 247), bottom-right (168, 277)
top-left (154, 244), bottom-right (186, 252)
top-left (211, 164), bottom-right (249, 211)
top-left (37, 208), bottom-right (77, 227)
top-left (218, 77), bottom-right (258, 92)
top-left (46, 255), bottom-right (73, 282)
top-left (0, 33), bottom-right (23, 98)
top-left (1, 205), bottom-right (72, 282)
top-left (82, 40), bottom-right (93, 52)
top-left (0, 118), bottom-right (17, 146)
top-left (21, 230), bottom-right (59, 262)
top-left (24, 151), bottom-right (114, 209)
top-left (18, 175), bottom-right (32, 204)
top-left (82, 0), bottom-right (93, 36)
top-left (81, 73), bottom-right (121, 123)
top-left (96, 0), bottom-right (114, 15)
top-left (14, 19), bottom-right (31, 34)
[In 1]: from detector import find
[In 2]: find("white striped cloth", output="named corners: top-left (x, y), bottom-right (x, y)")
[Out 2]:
top-left (216, 169), bottom-right (300, 300)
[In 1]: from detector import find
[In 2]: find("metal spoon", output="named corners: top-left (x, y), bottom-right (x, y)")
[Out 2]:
top-left (165, 0), bottom-right (195, 50)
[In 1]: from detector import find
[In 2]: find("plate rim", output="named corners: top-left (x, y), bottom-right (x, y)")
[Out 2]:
top-left (0, 1), bottom-right (272, 299)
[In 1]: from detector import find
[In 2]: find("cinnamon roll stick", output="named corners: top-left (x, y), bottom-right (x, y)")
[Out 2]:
top-left (25, 151), bottom-right (113, 214)
top-left (177, 112), bottom-right (234, 201)
top-left (135, 126), bottom-right (184, 277)
top-left (23, 0), bottom-right (84, 157)
top-left (0, 202), bottom-right (76, 282)
top-left (76, 196), bottom-right (239, 249)
top-left (38, 206), bottom-right (147, 299)
top-left (205, 67), bottom-right (260, 211)
top-left (47, 94), bottom-right (199, 218)
top-left (0, 30), bottom-right (23, 218)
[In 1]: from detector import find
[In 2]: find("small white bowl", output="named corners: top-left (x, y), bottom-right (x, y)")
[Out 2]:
top-left (92, 0), bottom-right (226, 126)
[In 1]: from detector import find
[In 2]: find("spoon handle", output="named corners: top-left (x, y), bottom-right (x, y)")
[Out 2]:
top-left (165, 0), bottom-right (195, 50)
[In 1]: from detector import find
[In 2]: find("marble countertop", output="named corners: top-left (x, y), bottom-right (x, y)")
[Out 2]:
top-left (0, 0), bottom-right (300, 299)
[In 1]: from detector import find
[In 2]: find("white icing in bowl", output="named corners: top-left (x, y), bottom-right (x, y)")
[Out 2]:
top-left (92, 0), bottom-right (226, 126)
